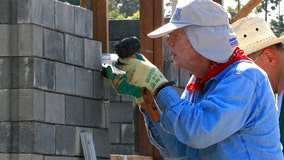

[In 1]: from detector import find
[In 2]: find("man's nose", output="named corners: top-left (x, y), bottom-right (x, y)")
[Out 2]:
top-left (166, 36), bottom-right (174, 47)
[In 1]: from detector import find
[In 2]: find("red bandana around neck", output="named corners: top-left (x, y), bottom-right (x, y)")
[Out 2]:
top-left (186, 47), bottom-right (252, 91)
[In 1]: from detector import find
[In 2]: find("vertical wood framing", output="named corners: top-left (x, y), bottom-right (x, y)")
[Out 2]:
top-left (152, 0), bottom-right (164, 72)
top-left (92, 0), bottom-right (109, 53)
top-left (138, 0), bottom-right (156, 150)
top-left (139, 0), bottom-right (163, 159)
top-left (139, 0), bottom-right (163, 71)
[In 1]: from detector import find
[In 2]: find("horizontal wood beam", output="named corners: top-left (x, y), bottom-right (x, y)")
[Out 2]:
top-left (230, 0), bottom-right (262, 24)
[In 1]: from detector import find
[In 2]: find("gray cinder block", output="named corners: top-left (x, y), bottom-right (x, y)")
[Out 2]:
top-left (17, 0), bottom-right (55, 29)
top-left (18, 89), bottom-right (45, 121)
top-left (0, 0), bottom-right (17, 23)
top-left (45, 92), bottom-right (65, 124)
top-left (74, 6), bottom-right (93, 38)
top-left (109, 123), bottom-right (120, 143)
top-left (93, 71), bottom-right (106, 99)
top-left (109, 102), bottom-right (133, 123)
top-left (83, 99), bottom-right (97, 127)
top-left (12, 154), bottom-right (43, 160)
top-left (0, 25), bottom-right (18, 56)
top-left (65, 95), bottom-right (84, 125)
top-left (109, 20), bottom-right (139, 40)
top-left (121, 94), bottom-right (134, 102)
top-left (44, 155), bottom-right (82, 160)
top-left (55, 125), bottom-right (76, 155)
top-left (65, 34), bottom-right (84, 66)
top-left (11, 57), bottom-right (34, 88)
top-left (121, 124), bottom-right (133, 144)
top-left (0, 90), bottom-right (10, 121)
top-left (18, 24), bottom-right (43, 57)
top-left (75, 67), bottom-right (93, 97)
top-left (44, 28), bottom-right (64, 61)
top-left (0, 154), bottom-right (11, 160)
top-left (0, 57), bottom-right (12, 88)
top-left (84, 100), bottom-right (109, 128)
top-left (14, 122), bottom-right (55, 154)
top-left (84, 39), bottom-right (102, 70)
top-left (110, 144), bottom-right (134, 155)
top-left (55, 62), bottom-right (75, 94)
top-left (0, 122), bottom-right (11, 152)
top-left (34, 123), bottom-right (56, 154)
top-left (93, 128), bottom-right (110, 158)
top-left (55, 1), bottom-right (75, 34)
top-left (109, 84), bottom-right (121, 102)
top-left (34, 58), bottom-right (56, 90)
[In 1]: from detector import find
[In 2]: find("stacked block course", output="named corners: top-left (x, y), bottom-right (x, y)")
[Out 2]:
top-left (0, 0), bottom-right (110, 159)
top-left (0, 0), bottom-right (190, 158)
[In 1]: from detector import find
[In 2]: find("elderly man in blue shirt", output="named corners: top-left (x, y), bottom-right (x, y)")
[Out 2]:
top-left (103, 0), bottom-right (284, 159)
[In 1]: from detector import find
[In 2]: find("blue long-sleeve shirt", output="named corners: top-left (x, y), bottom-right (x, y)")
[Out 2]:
top-left (141, 60), bottom-right (283, 159)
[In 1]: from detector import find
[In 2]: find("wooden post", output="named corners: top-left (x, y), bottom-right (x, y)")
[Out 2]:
top-left (91, 0), bottom-right (109, 53)
top-left (139, 0), bottom-right (163, 71)
top-left (139, 0), bottom-right (163, 159)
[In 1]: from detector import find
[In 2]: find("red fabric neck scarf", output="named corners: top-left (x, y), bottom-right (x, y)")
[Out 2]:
top-left (186, 47), bottom-right (252, 91)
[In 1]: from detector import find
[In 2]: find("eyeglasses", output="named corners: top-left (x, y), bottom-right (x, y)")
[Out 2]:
top-left (251, 50), bottom-right (264, 62)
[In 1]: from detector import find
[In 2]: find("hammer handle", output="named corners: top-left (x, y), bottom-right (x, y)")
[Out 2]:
top-left (140, 88), bottom-right (160, 121)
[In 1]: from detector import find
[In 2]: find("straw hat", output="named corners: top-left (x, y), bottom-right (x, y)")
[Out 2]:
top-left (231, 16), bottom-right (284, 55)
top-left (147, 0), bottom-right (238, 63)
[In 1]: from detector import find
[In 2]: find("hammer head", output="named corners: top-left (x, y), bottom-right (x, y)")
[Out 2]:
top-left (115, 36), bottom-right (140, 58)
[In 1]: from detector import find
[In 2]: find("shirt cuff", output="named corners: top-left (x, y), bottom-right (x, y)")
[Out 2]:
top-left (156, 86), bottom-right (180, 111)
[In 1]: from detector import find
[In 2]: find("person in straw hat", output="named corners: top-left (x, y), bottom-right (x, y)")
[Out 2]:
top-left (231, 16), bottom-right (284, 152)
top-left (105, 0), bottom-right (283, 159)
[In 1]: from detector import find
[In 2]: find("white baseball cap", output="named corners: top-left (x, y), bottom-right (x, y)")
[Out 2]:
top-left (147, 0), bottom-right (238, 63)
top-left (231, 16), bottom-right (284, 55)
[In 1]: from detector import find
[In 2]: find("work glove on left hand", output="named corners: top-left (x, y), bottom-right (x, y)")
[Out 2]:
top-left (102, 66), bottom-right (144, 104)
top-left (115, 53), bottom-right (168, 95)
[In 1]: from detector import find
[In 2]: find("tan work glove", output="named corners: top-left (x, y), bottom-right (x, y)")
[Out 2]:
top-left (102, 66), bottom-right (144, 104)
top-left (116, 53), bottom-right (168, 95)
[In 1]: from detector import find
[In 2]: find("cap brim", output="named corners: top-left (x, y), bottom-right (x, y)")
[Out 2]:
top-left (147, 23), bottom-right (190, 38)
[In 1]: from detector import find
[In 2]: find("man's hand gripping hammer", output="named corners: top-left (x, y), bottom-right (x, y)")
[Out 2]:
top-left (115, 36), bottom-right (160, 121)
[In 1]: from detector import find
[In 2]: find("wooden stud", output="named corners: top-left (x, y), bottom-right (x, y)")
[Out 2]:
top-left (92, 0), bottom-right (109, 53)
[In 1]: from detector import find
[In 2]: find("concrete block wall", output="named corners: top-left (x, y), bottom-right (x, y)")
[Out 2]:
top-left (0, 1), bottom-right (191, 159)
top-left (0, 0), bottom-right (109, 159)
top-left (109, 20), bottom-right (140, 53)
top-left (108, 20), bottom-right (139, 155)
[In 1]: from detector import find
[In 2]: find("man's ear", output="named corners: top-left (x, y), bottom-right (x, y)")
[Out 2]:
top-left (263, 48), bottom-right (277, 66)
